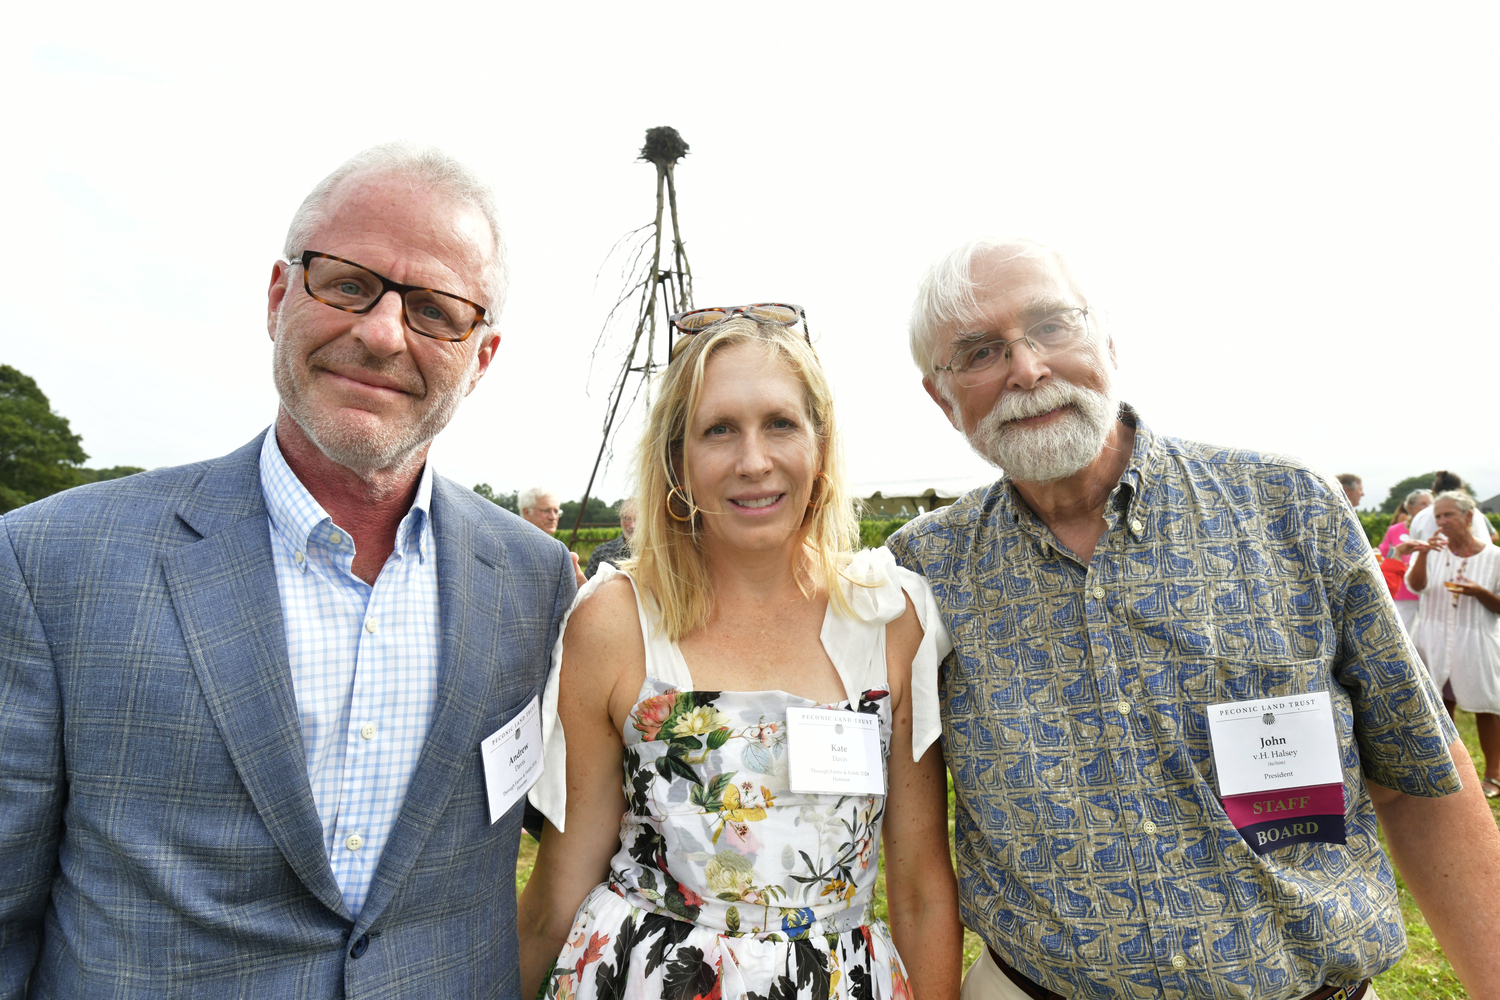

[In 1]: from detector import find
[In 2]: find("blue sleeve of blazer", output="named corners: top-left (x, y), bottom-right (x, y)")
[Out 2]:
top-left (0, 512), bottom-right (66, 995)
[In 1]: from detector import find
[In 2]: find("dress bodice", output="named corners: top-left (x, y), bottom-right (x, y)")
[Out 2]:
top-left (609, 677), bottom-right (892, 940)
top-left (533, 550), bottom-right (952, 1000)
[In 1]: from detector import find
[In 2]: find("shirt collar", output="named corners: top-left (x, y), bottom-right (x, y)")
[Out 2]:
top-left (258, 426), bottom-right (435, 568)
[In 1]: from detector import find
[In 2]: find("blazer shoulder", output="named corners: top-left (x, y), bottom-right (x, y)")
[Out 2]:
top-left (1, 434), bottom-right (266, 557)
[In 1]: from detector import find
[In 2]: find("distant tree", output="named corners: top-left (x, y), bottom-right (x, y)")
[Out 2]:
top-left (0, 365), bottom-right (89, 513)
top-left (1379, 473), bottom-right (1435, 514)
top-left (560, 495), bottom-right (620, 528)
top-left (1380, 471), bottom-right (1479, 513)
top-left (75, 466), bottom-right (146, 485)
top-left (473, 483), bottom-right (519, 514)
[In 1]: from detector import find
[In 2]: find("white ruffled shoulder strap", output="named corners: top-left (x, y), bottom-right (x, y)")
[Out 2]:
top-left (821, 548), bottom-right (953, 761)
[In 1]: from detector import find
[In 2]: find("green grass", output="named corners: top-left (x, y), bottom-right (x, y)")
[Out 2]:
top-left (515, 712), bottom-right (1497, 997)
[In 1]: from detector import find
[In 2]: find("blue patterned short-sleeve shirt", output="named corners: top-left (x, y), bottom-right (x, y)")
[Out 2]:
top-left (887, 406), bottom-right (1460, 1000)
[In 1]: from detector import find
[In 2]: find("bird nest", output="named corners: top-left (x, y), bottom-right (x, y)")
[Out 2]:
top-left (639, 126), bottom-right (689, 167)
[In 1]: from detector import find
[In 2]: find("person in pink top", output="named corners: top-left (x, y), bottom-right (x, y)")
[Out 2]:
top-left (1381, 489), bottom-right (1434, 632)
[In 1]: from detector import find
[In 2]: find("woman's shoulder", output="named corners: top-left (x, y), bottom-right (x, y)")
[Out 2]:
top-left (563, 569), bottom-right (645, 653)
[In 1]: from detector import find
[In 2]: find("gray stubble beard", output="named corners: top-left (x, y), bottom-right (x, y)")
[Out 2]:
top-left (271, 329), bottom-right (474, 480)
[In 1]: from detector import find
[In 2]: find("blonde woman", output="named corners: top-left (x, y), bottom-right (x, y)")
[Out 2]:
top-left (1407, 490), bottom-right (1500, 797)
top-left (518, 308), bottom-right (962, 999)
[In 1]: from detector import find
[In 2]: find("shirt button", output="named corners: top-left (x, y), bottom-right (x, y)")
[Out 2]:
top-left (360, 723), bottom-right (377, 741)
top-left (1117, 700), bottom-right (1131, 715)
top-left (345, 833), bottom-right (364, 851)
top-left (329, 530), bottom-right (343, 545)
top-left (294, 550), bottom-right (305, 564)
top-left (1171, 954), bottom-right (1187, 970)
top-left (1091, 586), bottom-right (1105, 600)
top-left (1142, 820), bottom-right (1158, 835)
top-left (966, 829), bottom-right (983, 844)
top-left (1130, 519), bottom-right (1144, 534)
top-left (365, 617), bottom-right (378, 634)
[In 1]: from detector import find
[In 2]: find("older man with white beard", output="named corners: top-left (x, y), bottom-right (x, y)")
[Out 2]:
top-left (886, 238), bottom-right (1500, 1000)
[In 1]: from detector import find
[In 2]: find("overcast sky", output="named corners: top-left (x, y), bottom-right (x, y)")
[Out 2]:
top-left (4, 4), bottom-right (1497, 511)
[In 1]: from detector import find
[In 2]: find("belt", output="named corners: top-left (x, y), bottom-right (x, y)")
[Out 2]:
top-left (986, 947), bottom-right (1370, 1000)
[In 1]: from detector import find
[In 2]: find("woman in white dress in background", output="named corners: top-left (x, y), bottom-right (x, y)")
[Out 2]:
top-left (516, 310), bottom-right (962, 999)
top-left (1407, 490), bottom-right (1500, 798)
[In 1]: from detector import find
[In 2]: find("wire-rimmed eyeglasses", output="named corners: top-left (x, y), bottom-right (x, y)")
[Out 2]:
top-left (290, 250), bottom-right (492, 343)
top-left (932, 307), bottom-right (1091, 387)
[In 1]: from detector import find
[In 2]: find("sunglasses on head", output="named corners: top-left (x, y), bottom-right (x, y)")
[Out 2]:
top-left (667, 303), bottom-right (811, 345)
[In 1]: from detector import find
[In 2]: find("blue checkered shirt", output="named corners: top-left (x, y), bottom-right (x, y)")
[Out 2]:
top-left (259, 428), bottom-right (440, 917)
top-left (888, 406), bottom-right (1461, 1000)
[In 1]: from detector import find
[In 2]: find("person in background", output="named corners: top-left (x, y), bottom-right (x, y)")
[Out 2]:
top-left (1337, 473), bottom-right (1365, 510)
top-left (520, 487), bottom-right (563, 534)
top-left (1406, 490), bottom-right (1500, 799)
top-left (1409, 470), bottom-right (1497, 546)
top-left (583, 497), bottom-right (638, 579)
top-left (521, 486), bottom-right (587, 587)
top-left (1380, 488), bottom-right (1433, 632)
top-left (890, 235), bottom-right (1500, 999)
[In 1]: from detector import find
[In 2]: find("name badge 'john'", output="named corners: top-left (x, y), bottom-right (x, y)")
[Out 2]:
top-left (1206, 690), bottom-right (1347, 854)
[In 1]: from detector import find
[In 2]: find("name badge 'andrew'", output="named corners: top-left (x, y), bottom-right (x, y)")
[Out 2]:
top-left (785, 707), bottom-right (885, 797)
top-left (1206, 690), bottom-right (1346, 855)
top-left (480, 695), bottom-right (544, 824)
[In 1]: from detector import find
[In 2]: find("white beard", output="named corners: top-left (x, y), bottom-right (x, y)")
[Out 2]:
top-left (959, 376), bottom-right (1120, 484)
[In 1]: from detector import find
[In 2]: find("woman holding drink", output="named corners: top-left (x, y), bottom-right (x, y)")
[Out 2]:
top-left (1407, 490), bottom-right (1500, 798)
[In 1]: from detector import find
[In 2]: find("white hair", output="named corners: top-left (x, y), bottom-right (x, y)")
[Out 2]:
top-left (519, 487), bottom-right (557, 514)
top-left (1435, 490), bottom-right (1477, 516)
top-left (908, 237), bottom-right (1085, 373)
top-left (283, 141), bottom-right (510, 316)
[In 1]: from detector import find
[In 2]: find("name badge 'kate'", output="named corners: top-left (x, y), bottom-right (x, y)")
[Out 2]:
top-left (786, 707), bottom-right (885, 797)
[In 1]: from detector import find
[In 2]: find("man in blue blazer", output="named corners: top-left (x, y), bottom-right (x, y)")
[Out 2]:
top-left (0, 143), bottom-right (577, 998)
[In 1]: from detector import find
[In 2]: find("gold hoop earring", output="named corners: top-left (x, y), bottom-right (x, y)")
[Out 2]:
top-left (806, 471), bottom-right (830, 511)
top-left (666, 485), bottom-right (699, 523)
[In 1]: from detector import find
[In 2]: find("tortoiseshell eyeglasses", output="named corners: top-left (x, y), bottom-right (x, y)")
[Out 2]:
top-left (289, 250), bottom-right (492, 343)
top-left (667, 303), bottom-right (811, 347)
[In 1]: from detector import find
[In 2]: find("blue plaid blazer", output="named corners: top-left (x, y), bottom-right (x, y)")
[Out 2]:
top-left (0, 433), bottom-right (576, 999)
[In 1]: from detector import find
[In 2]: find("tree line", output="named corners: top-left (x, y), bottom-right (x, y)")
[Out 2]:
top-left (0, 365), bottom-right (144, 513)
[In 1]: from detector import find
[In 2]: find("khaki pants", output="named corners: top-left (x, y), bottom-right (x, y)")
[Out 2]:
top-left (959, 948), bottom-right (1037, 1000)
top-left (958, 948), bottom-right (1379, 1000)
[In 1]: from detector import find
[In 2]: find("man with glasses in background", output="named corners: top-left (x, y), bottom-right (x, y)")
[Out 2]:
top-left (887, 238), bottom-right (1500, 999)
top-left (0, 143), bottom-right (575, 998)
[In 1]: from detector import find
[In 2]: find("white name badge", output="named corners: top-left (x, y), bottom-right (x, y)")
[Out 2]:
top-left (785, 707), bottom-right (885, 797)
top-left (480, 695), bottom-right (544, 824)
top-left (1205, 690), bottom-right (1343, 796)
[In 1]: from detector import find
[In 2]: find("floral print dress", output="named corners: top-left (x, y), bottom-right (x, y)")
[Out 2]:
top-left (532, 551), bottom-right (951, 1000)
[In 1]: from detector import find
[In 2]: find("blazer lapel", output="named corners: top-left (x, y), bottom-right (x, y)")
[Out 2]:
top-left (162, 435), bottom-right (347, 918)
top-left (355, 478), bottom-right (507, 928)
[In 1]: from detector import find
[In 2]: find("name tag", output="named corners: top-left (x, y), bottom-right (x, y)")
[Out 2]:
top-left (480, 695), bottom-right (544, 825)
top-left (785, 707), bottom-right (884, 796)
top-left (1206, 690), bottom-right (1346, 854)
